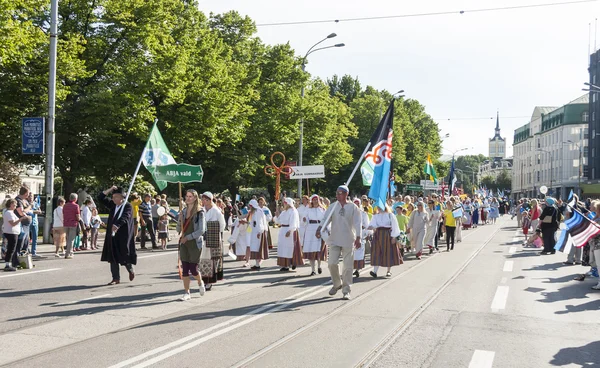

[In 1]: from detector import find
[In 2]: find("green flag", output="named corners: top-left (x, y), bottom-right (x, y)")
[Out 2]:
top-left (142, 124), bottom-right (176, 190)
top-left (424, 153), bottom-right (438, 184)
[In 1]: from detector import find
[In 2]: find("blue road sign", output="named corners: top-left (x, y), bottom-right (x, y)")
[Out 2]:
top-left (22, 117), bottom-right (45, 154)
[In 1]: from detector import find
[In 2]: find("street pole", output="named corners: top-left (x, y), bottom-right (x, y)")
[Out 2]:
top-left (298, 64), bottom-right (305, 197)
top-left (43, 0), bottom-right (58, 243)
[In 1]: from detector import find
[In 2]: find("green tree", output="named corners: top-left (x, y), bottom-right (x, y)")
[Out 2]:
top-left (327, 74), bottom-right (361, 104)
top-left (0, 156), bottom-right (22, 193)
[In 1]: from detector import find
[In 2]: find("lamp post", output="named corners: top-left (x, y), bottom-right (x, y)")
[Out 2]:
top-left (536, 148), bottom-right (553, 196)
top-left (298, 33), bottom-right (345, 197)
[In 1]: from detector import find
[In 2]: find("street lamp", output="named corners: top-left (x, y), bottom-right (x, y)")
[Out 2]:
top-left (465, 165), bottom-right (476, 185)
top-left (298, 34), bottom-right (345, 196)
top-left (536, 148), bottom-right (553, 196)
top-left (378, 90), bottom-right (404, 120)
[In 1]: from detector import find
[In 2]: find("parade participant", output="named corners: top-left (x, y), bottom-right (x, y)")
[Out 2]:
top-left (258, 197), bottom-right (274, 250)
top-left (228, 213), bottom-right (250, 267)
top-left (317, 185), bottom-right (361, 300)
top-left (139, 193), bottom-right (159, 250)
top-left (53, 197), bottom-right (66, 257)
top-left (368, 204), bottom-right (402, 278)
top-left (98, 186), bottom-right (136, 285)
top-left (361, 195), bottom-right (373, 219)
top-left (304, 194), bottom-right (327, 276)
top-left (353, 198), bottom-right (371, 277)
top-left (425, 199), bottom-right (441, 254)
top-left (452, 197), bottom-right (464, 243)
top-left (481, 198), bottom-right (489, 224)
top-left (407, 201), bottom-right (428, 260)
top-left (463, 199), bottom-right (473, 229)
top-left (275, 198), bottom-right (302, 271)
top-left (489, 197), bottom-right (499, 224)
top-left (248, 199), bottom-right (268, 270)
top-left (130, 193), bottom-right (142, 246)
top-left (472, 196), bottom-right (480, 228)
top-left (298, 196), bottom-right (310, 242)
top-left (201, 192), bottom-right (226, 287)
top-left (176, 189), bottom-right (206, 301)
top-left (442, 201), bottom-right (457, 251)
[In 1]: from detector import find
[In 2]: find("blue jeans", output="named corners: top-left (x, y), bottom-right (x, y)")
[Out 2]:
top-left (30, 222), bottom-right (38, 255)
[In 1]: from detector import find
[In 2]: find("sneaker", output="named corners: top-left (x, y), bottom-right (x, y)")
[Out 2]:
top-left (318, 267), bottom-right (323, 274)
top-left (586, 268), bottom-right (594, 276)
top-left (4, 265), bottom-right (16, 272)
top-left (328, 285), bottom-right (342, 296)
top-left (199, 284), bottom-right (206, 296)
top-left (342, 292), bottom-right (351, 300)
top-left (179, 293), bottom-right (191, 301)
top-left (54, 253), bottom-right (60, 257)
top-left (385, 272), bottom-right (392, 277)
top-left (592, 268), bottom-right (599, 278)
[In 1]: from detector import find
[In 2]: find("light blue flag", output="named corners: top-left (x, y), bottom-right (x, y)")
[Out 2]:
top-left (367, 101), bottom-right (394, 211)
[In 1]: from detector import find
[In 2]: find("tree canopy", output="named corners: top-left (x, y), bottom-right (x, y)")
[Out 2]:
top-left (0, 1), bottom-right (443, 199)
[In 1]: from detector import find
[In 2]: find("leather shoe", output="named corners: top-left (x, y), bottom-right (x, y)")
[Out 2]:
top-left (107, 280), bottom-right (120, 285)
top-left (128, 269), bottom-right (135, 281)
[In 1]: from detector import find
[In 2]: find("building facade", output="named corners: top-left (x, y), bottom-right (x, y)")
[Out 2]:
top-left (512, 96), bottom-right (588, 199)
top-left (588, 49), bottom-right (600, 187)
top-left (478, 113), bottom-right (512, 185)
top-left (489, 112), bottom-right (506, 160)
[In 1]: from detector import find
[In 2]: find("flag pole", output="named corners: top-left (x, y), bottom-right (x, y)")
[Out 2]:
top-left (114, 119), bottom-right (158, 224)
top-left (345, 142), bottom-right (372, 185)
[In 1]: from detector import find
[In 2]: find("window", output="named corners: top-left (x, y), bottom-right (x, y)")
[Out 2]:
top-left (593, 111), bottom-right (596, 122)
top-left (537, 139), bottom-right (540, 149)
top-left (537, 171), bottom-right (540, 181)
top-left (584, 127), bottom-right (589, 139)
top-left (583, 111), bottom-right (589, 122)
top-left (584, 146), bottom-right (589, 157)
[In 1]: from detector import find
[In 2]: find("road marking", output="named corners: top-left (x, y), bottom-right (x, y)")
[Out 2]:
top-left (138, 252), bottom-right (176, 259)
top-left (62, 293), bottom-right (112, 305)
top-left (469, 350), bottom-right (495, 368)
top-left (508, 246), bottom-right (516, 254)
top-left (491, 285), bottom-right (509, 311)
top-left (0, 268), bottom-right (61, 279)
top-left (503, 261), bottom-right (514, 272)
top-left (109, 280), bottom-right (334, 368)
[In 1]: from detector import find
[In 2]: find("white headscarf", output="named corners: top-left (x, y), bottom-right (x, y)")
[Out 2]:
top-left (249, 199), bottom-right (259, 209)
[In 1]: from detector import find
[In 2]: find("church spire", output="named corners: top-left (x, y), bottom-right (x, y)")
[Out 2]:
top-left (494, 110), bottom-right (501, 138)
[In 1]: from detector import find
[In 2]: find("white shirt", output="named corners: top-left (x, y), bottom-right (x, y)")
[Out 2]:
top-left (321, 201), bottom-right (362, 248)
top-left (261, 206), bottom-right (273, 222)
top-left (81, 205), bottom-right (92, 226)
top-left (2, 209), bottom-right (21, 235)
top-left (53, 206), bottom-right (64, 228)
top-left (276, 207), bottom-right (300, 230)
top-left (369, 212), bottom-right (401, 237)
top-left (205, 206), bottom-right (226, 232)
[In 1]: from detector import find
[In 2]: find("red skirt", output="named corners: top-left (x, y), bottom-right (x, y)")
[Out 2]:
top-left (250, 233), bottom-right (269, 260)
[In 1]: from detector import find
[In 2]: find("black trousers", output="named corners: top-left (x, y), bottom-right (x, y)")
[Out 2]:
top-left (140, 217), bottom-right (157, 248)
top-left (110, 262), bottom-right (134, 281)
top-left (446, 226), bottom-right (456, 250)
top-left (542, 228), bottom-right (557, 253)
top-left (4, 234), bottom-right (18, 266)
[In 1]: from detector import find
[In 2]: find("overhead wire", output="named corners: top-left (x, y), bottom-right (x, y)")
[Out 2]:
top-left (256, 0), bottom-right (596, 27)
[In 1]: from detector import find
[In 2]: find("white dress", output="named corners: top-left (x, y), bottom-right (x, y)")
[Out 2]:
top-left (229, 218), bottom-right (249, 257)
top-left (297, 204), bottom-right (308, 244)
top-left (354, 211), bottom-right (371, 263)
top-left (424, 210), bottom-right (441, 247)
top-left (408, 210), bottom-right (429, 254)
top-left (303, 207), bottom-right (325, 253)
top-left (275, 208), bottom-right (299, 259)
top-left (249, 210), bottom-right (267, 252)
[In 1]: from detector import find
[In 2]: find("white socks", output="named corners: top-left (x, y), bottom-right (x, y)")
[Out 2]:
top-left (310, 260), bottom-right (316, 272)
top-left (374, 266), bottom-right (380, 273)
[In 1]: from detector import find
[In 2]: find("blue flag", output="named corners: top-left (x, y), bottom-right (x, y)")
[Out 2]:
top-left (568, 189), bottom-right (574, 201)
top-left (367, 100), bottom-right (394, 210)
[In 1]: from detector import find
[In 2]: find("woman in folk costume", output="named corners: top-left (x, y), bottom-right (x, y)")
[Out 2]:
top-left (452, 197), bottom-right (464, 243)
top-left (489, 197), bottom-right (500, 224)
top-left (303, 194), bottom-right (327, 276)
top-left (481, 198), bottom-right (490, 224)
top-left (407, 201), bottom-right (429, 260)
top-left (368, 205), bottom-right (403, 278)
top-left (424, 199), bottom-right (441, 254)
top-left (353, 198), bottom-right (371, 277)
top-left (297, 195), bottom-right (310, 249)
top-left (462, 199), bottom-right (473, 229)
top-left (200, 192), bottom-right (226, 289)
top-left (176, 189), bottom-right (206, 301)
top-left (227, 214), bottom-right (251, 267)
top-left (275, 198), bottom-right (303, 271)
top-left (259, 197), bottom-right (274, 249)
top-left (247, 199), bottom-right (268, 270)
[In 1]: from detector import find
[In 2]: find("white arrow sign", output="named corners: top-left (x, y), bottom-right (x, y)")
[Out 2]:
top-left (289, 165), bottom-right (326, 179)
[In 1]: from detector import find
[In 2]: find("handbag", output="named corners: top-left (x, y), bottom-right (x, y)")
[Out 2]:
top-left (542, 208), bottom-right (556, 224)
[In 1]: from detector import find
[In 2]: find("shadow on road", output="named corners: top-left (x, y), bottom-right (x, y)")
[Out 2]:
top-left (523, 262), bottom-right (565, 272)
top-left (0, 284), bottom-right (100, 298)
top-left (549, 340), bottom-right (600, 366)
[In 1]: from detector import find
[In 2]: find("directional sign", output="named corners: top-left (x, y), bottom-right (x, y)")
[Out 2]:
top-left (289, 165), bottom-right (326, 179)
top-left (151, 164), bottom-right (203, 183)
top-left (420, 180), bottom-right (442, 190)
top-left (406, 184), bottom-right (423, 191)
top-left (22, 117), bottom-right (45, 154)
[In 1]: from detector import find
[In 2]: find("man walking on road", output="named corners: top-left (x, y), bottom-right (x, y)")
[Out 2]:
top-left (63, 193), bottom-right (80, 259)
top-left (317, 185), bottom-right (362, 300)
top-left (98, 186), bottom-right (137, 285)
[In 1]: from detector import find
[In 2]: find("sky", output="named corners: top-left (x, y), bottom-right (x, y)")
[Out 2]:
top-left (200, 0), bottom-right (598, 158)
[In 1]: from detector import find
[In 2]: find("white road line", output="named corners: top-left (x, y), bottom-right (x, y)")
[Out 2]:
top-left (468, 350), bottom-right (495, 368)
top-left (0, 268), bottom-right (61, 279)
top-left (491, 286), bottom-right (509, 311)
top-left (62, 293), bottom-right (112, 305)
top-left (503, 261), bottom-right (514, 272)
top-left (138, 252), bottom-right (176, 259)
top-left (508, 246), bottom-right (516, 254)
top-left (109, 280), bottom-right (333, 368)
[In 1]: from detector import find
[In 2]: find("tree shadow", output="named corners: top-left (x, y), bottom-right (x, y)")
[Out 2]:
top-left (549, 340), bottom-right (600, 366)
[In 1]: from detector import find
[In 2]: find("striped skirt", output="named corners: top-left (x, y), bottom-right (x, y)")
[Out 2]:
top-left (304, 240), bottom-right (327, 261)
top-left (277, 231), bottom-right (304, 267)
top-left (370, 227), bottom-right (403, 267)
top-left (250, 232), bottom-right (269, 260)
top-left (267, 227), bottom-right (274, 249)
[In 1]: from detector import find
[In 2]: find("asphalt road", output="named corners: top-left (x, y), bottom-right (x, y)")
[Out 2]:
top-left (2, 217), bottom-right (598, 368)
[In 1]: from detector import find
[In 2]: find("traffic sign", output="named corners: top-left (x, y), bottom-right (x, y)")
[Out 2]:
top-left (289, 165), bottom-right (326, 179)
top-left (151, 164), bottom-right (203, 183)
top-left (22, 117), bottom-right (44, 154)
top-left (406, 184), bottom-right (423, 191)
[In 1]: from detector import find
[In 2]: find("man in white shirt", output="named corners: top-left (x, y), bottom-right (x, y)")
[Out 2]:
top-left (317, 185), bottom-right (362, 300)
